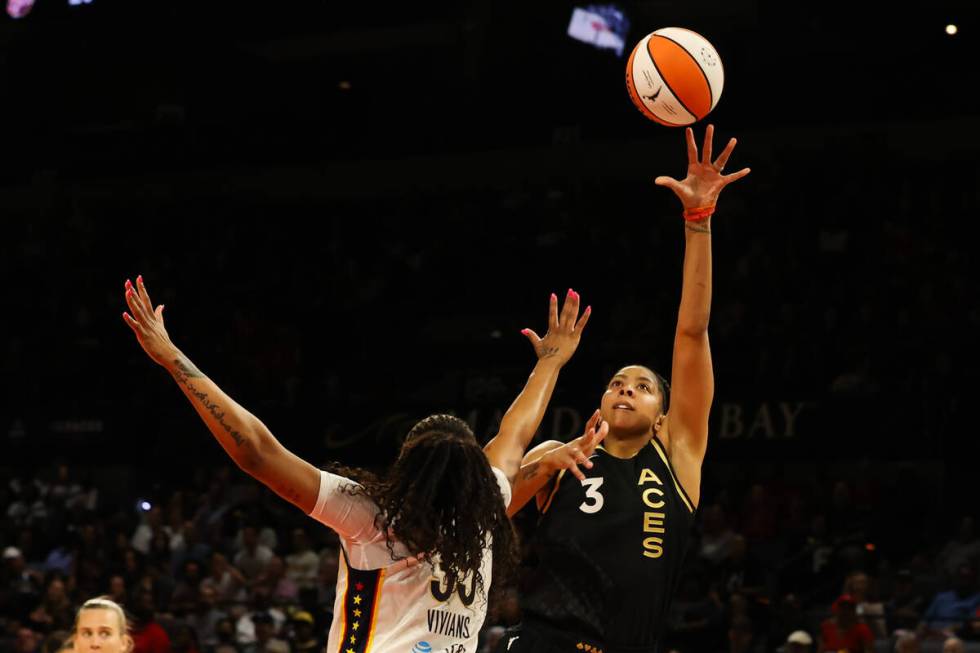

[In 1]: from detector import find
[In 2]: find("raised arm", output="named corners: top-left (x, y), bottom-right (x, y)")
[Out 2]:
top-left (654, 125), bottom-right (750, 506)
top-left (483, 290), bottom-right (591, 485)
top-left (122, 277), bottom-right (321, 514)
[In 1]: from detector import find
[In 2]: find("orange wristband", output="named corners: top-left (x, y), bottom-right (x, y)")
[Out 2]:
top-left (683, 205), bottom-right (716, 222)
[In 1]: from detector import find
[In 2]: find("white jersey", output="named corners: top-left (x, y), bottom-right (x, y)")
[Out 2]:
top-left (307, 467), bottom-right (512, 653)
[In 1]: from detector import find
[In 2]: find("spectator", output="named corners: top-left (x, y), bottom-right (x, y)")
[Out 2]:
top-left (170, 626), bottom-right (199, 653)
top-left (184, 585), bottom-right (226, 650)
top-left (40, 630), bottom-right (68, 653)
top-left (942, 637), bottom-right (965, 653)
top-left (14, 628), bottom-right (41, 653)
top-left (288, 611), bottom-right (318, 653)
top-left (242, 614), bottom-right (286, 653)
top-left (955, 607), bottom-right (980, 642)
top-left (315, 551), bottom-right (338, 609)
top-left (479, 626), bottom-right (505, 653)
top-left (887, 569), bottom-right (927, 634)
top-left (232, 529), bottom-right (272, 584)
top-left (699, 505), bottom-right (737, 567)
top-left (3, 547), bottom-right (42, 619)
top-left (719, 535), bottom-right (768, 599)
top-left (920, 565), bottom-right (980, 637)
top-left (844, 572), bottom-right (887, 638)
top-left (170, 561), bottom-right (204, 616)
top-left (212, 618), bottom-right (237, 653)
top-left (106, 577), bottom-right (127, 607)
top-left (200, 554), bottom-right (245, 605)
top-left (28, 577), bottom-right (74, 634)
top-left (283, 531), bottom-right (317, 592)
top-left (728, 615), bottom-right (764, 653)
top-left (169, 523), bottom-right (210, 578)
top-left (818, 595), bottom-right (874, 653)
top-left (894, 632), bottom-right (920, 653)
top-left (938, 519), bottom-right (980, 582)
top-left (251, 558), bottom-right (296, 606)
top-left (131, 508), bottom-right (166, 557)
top-left (129, 591), bottom-right (170, 653)
top-left (784, 630), bottom-right (813, 653)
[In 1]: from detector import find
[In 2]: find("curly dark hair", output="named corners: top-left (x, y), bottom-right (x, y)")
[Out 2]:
top-left (329, 414), bottom-right (519, 601)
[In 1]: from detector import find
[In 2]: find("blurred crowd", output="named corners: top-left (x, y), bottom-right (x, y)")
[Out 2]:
top-left (1, 458), bottom-right (978, 653)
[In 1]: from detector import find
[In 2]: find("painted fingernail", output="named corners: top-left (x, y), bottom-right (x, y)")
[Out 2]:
top-left (550, 293), bottom-right (557, 301)
top-left (572, 291), bottom-right (580, 301)
top-left (567, 288), bottom-right (573, 296)
top-left (125, 279), bottom-right (132, 289)
top-left (585, 305), bottom-right (592, 312)
top-left (520, 329), bottom-right (529, 336)
top-left (137, 275), bottom-right (143, 285)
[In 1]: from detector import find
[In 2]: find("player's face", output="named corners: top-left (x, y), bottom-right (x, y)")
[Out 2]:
top-left (600, 366), bottom-right (663, 435)
top-left (74, 609), bottom-right (131, 653)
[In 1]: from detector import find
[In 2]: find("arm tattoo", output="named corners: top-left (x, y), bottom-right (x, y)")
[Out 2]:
top-left (540, 346), bottom-right (560, 359)
top-left (520, 461), bottom-right (541, 481)
top-left (172, 358), bottom-right (246, 447)
top-left (175, 357), bottom-right (204, 378)
top-left (685, 221), bottom-right (711, 234)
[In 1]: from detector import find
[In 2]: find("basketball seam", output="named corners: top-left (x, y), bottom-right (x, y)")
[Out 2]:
top-left (626, 40), bottom-right (677, 126)
top-left (647, 34), bottom-right (713, 119)
top-left (640, 43), bottom-right (690, 125)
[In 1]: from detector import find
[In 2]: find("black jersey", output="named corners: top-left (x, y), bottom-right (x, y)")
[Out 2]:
top-left (519, 434), bottom-right (697, 653)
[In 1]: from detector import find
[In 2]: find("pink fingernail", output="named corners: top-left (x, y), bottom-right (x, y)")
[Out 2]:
top-left (550, 293), bottom-right (557, 301)
top-left (586, 305), bottom-right (591, 312)
top-left (125, 279), bottom-right (132, 289)
top-left (520, 329), bottom-right (529, 335)
top-left (137, 275), bottom-right (143, 285)
top-left (567, 288), bottom-right (573, 296)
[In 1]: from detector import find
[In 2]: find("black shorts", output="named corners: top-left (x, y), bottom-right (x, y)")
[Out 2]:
top-left (492, 621), bottom-right (605, 653)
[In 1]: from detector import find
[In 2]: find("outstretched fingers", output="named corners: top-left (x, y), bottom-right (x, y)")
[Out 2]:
top-left (136, 275), bottom-right (155, 316)
top-left (722, 167), bottom-right (752, 185)
top-left (125, 281), bottom-right (151, 324)
top-left (685, 127), bottom-right (698, 165)
top-left (713, 137), bottom-right (737, 171)
top-left (548, 292), bottom-right (559, 331)
top-left (521, 328), bottom-right (542, 347)
top-left (559, 288), bottom-right (580, 331)
top-left (573, 304), bottom-right (592, 334)
top-left (701, 124), bottom-right (714, 165)
top-left (122, 311), bottom-right (142, 335)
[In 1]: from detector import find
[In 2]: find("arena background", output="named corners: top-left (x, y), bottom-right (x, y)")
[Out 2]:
top-left (2, 2), bottom-right (979, 653)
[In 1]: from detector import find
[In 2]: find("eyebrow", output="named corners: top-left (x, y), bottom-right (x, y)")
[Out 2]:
top-left (612, 375), bottom-right (655, 384)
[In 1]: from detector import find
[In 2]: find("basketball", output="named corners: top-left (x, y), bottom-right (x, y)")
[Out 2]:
top-left (625, 27), bottom-right (724, 127)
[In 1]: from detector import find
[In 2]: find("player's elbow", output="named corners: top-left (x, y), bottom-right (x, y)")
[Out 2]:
top-left (234, 439), bottom-right (263, 475)
top-left (237, 424), bottom-right (278, 475)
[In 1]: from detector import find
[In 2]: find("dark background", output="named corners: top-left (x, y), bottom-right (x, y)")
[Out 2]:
top-left (1, 1), bottom-right (979, 652)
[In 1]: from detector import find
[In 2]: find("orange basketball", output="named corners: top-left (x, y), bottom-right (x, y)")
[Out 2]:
top-left (626, 27), bottom-right (724, 127)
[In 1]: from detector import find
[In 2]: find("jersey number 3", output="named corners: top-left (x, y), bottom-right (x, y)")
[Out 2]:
top-left (579, 477), bottom-right (605, 514)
